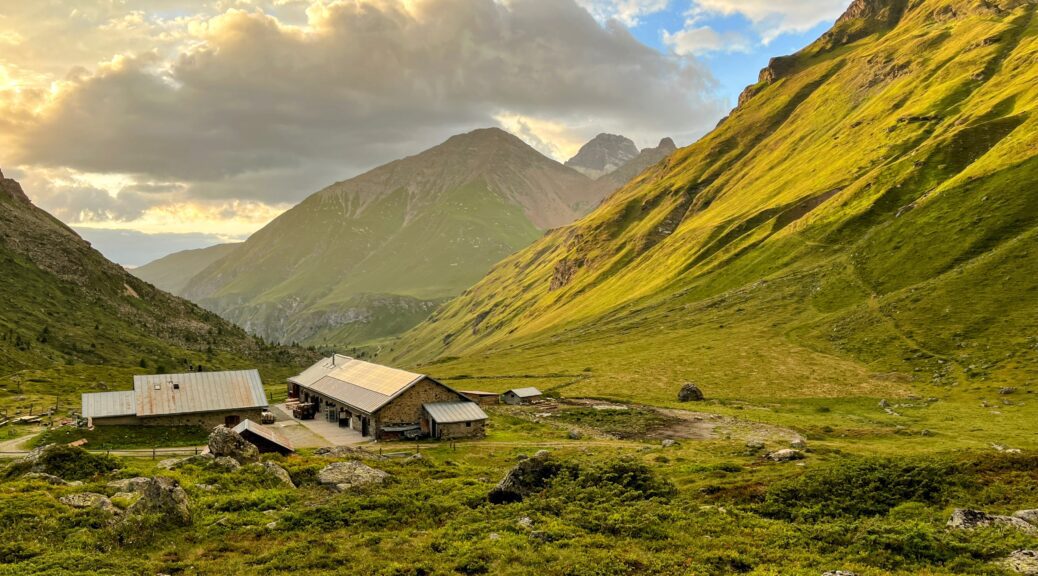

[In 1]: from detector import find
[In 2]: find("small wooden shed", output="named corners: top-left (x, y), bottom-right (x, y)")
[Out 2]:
top-left (232, 419), bottom-right (295, 455)
top-left (460, 390), bottom-right (499, 407)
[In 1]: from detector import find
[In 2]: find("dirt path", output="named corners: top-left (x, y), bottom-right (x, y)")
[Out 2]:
top-left (0, 432), bottom-right (38, 453)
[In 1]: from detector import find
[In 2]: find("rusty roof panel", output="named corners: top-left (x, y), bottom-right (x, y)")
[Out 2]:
top-left (81, 391), bottom-right (136, 418)
top-left (233, 419), bottom-right (294, 452)
top-left (133, 370), bottom-right (267, 417)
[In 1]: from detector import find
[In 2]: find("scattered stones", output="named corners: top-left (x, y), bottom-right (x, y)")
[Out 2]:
top-left (317, 461), bottom-right (390, 492)
top-left (920, 429), bottom-right (935, 437)
top-left (567, 430), bottom-right (582, 440)
top-left (1000, 387), bottom-right (1018, 395)
top-left (126, 477), bottom-right (192, 526)
top-left (947, 508), bottom-right (1037, 534)
top-left (488, 533), bottom-right (500, 541)
top-left (208, 426), bottom-right (259, 464)
top-left (60, 492), bottom-right (118, 515)
top-left (1003, 550), bottom-right (1038, 575)
top-left (678, 383), bottom-right (705, 402)
top-left (517, 516), bottom-right (534, 529)
top-left (745, 440), bottom-right (766, 454)
top-left (265, 521), bottom-right (278, 530)
top-left (822, 572), bottom-right (858, 576)
top-left (766, 449), bottom-right (805, 462)
top-left (661, 439), bottom-right (678, 448)
top-left (106, 477), bottom-right (151, 493)
top-left (790, 438), bottom-right (808, 450)
top-left (488, 450), bottom-right (562, 504)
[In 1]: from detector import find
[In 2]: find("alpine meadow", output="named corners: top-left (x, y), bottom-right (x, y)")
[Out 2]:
top-left (0, 1), bottom-right (1037, 575)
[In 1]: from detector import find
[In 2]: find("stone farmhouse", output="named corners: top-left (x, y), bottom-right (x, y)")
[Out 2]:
top-left (81, 370), bottom-right (268, 428)
top-left (287, 355), bottom-right (488, 440)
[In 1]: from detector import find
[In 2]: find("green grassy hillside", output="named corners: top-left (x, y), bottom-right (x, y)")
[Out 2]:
top-left (0, 170), bottom-right (314, 416)
top-left (181, 128), bottom-right (612, 348)
top-left (130, 243), bottom-right (240, 296)
top-left (392, 0), bottom-right (1038, 443)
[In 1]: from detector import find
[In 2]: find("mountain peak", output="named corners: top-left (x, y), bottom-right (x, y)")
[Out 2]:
top-left (565, 133), bottom-right (639, 178)
top-left (656, 137), bottom-right (677, 151)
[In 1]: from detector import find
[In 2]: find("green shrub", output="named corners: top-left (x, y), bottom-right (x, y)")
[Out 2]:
top-left (759, 457), bottom-right (960, 520)
top-left (31, 445), bottom-right (118, 481)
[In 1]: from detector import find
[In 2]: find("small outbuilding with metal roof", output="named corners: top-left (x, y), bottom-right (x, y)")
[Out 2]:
top-left (423, 402), bottom-right (489, 439)
top-left (287, 355), bottom-right (488, 441)
top-left (233, 419), bottom-right (295, 455)
top-left (81, 369), bottom-right (269, 428)
top-left (501, 387), bottom-right (543, 405)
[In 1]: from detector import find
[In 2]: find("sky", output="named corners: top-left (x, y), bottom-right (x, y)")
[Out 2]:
top-left (0, 0), bottom-right (850, 266)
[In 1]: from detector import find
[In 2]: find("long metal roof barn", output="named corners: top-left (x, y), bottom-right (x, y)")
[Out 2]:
top-left (133, 370), bottom-right (268, 417)
top-left (289, 355), bottom-right (425, 414)
top-left (423, 401), bottom-right (489, 423)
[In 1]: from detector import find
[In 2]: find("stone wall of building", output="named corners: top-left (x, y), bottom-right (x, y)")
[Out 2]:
top-left (435, 419), bottom-right (486, 440)
top-left (376, 378), bottom-right (465, 428)
top-left (140, 409), bottom-right (267, 429)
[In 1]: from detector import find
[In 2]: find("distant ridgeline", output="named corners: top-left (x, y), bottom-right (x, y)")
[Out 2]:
top-left (0, 168), bottom-right (313, 376)
top-left (147, 128), bottom-right (675, 349)
top-left (392, 0), bottom-right (1038, 398)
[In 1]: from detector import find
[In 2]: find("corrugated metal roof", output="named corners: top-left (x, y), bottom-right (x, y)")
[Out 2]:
top-left (233, 419), bottom-right (294, 451)
top-left (460, 390), bottom-right (499, 396)
top-left (290, 356), bottom-right (425, 414)
top-left (82, 391), bottom-right (136, 418)
top-left (134, 370), bottom-right (267, 417)
top-left (507, 387), bottom-right (542, 398)
top-left (423, 401), bottom-right (488, 423)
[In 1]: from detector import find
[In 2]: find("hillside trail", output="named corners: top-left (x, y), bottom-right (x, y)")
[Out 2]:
top-left (0, 432), bottom-right (39, 453)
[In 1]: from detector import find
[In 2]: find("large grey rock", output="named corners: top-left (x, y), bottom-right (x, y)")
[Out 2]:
top-left (790, 438), bottom-right (808, 450)
top-left (106, 477), bottom-right (151, 493)
top-left (213, 456), bottom-right (241, 470)
top-left (766, 449), bottom-right (805, 462)
top-left (677, 382), bottom-right (705, 402)
top-left (208, 426), bottom-right (259, 464)
top-left (317, 461), bottom-right (389, 492)
top-left (488, 450), bottom-right (563, 504)
top-left (126, 477), bottom-right (191, 526)
top-left (1003, 550), bottom-right (1038, 575)
top-left (60, 492), bottom-right (118, 515)
top-left (254, 461), bottom-right (295, 488)
top-left (314, 446), bottom-right (384, 460)
top-left (947, 509), bottom-right (1037, 534)
top-left (23, 472), bottom-right (72, 485)
top-left (1014, 510), bottom-right (1038, 525)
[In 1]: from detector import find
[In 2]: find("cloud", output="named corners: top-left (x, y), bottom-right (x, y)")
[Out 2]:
top-left (576, 0), bottom-right (670, 26)
top-left (663, 26), bottom-right (752, 56)
top-left (689, 0), bottom-right (849, 43)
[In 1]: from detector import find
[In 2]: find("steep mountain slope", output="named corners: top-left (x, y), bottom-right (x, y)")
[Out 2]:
top-left (131, 243), bottom-right (241, 295)
top-left (181, 128), bottom-right (611, 347)
top-left (565, 133), bottom-right (640, 178)
top-left (0, 169), bottom-right (312, 393)
top-left (394, 0), bottom-right (1038, 406)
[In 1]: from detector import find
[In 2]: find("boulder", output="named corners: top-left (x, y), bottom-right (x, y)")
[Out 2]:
top-left (567, 430), bottom-right (582, 440)
top-left (213, 456), bottom-right (241, 470)
top-left (1003, 550), bottom-right (1038, 575)
top-left (255, 461), bottom-right (295, 488)
top-left (106, 477), bottom-right (151, 493)
top-left (661, 439), bottom-right (677, 448)
top-left (1000, 387), bottom-right (1018, 395)
top-left (790, 438), bottom-right (808, 450)
top-left (317, 461), bottom-right (389, 492)
top-left (126, 477), bottom-right (191, 526)
top-left (677, 383), bottom-right (705, 402)
top-left (947, 509), bottom-right (1037, 534)
top-left (314, 446), bottom-right (384, 460)
top-left (766, 449), bottom-right (805, 462)
top-left (488, 450), bottom-right (563, 504)
top-left (1014, 510), bottom-right (1038, 525)
top-left (156, 458), bottom-right (184, 470)
top-left (60, 492), bottom-right (118, 515)
top-left (207, 426), bottom-right (259, 464)
top-left (745, 440), bottom-right (766, 453)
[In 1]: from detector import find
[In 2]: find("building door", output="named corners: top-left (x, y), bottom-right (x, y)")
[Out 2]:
top-left (361, 417), bottom-right (370, 437)
top-left (224, 415), bottom-right (240, 427)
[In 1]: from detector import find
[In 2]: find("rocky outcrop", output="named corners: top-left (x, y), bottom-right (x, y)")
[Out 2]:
top-left (60, 492), bottom-right (119, 515)
top-left (23, 472), bottom-right (77, 485)
top-left (1003, 550), bottom-right (1038, 575)
top-left (106, 477), bottom-right (152, 492)
top-left (488, 450), bottom-right (563, 504)
top-left (208, 425), bottom-right (259, 464)
top-left (677, 382), bottom-right (704, 402)
top-left (317, 461), bottom-right (389, 492)
top-left (1015, 510), bottom-right (1038, 525)
top-left (821, 0), bottom-right (909, 49)
top-left (314, 446), bottom-right (385, 461)
top-left (126, 477), bottom-right (191, 526)
top-left (0, 169), bottom-right (29, 204)
top-left (947, 508), bottom-right (1037, 533)
top-left (549, 258), bottom-right (586, 291)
